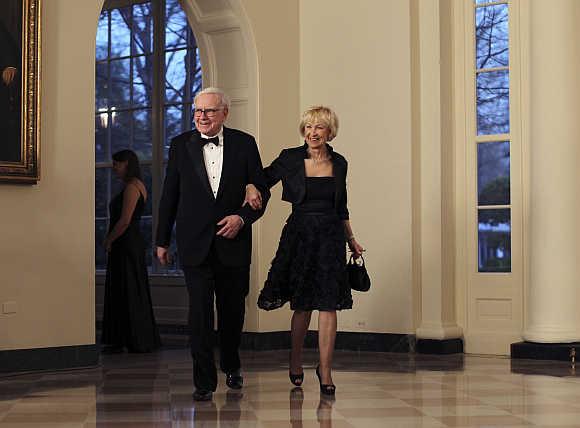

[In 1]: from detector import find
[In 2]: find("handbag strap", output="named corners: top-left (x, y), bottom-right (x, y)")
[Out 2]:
top-left (348, 254), bottom-right (365, 266)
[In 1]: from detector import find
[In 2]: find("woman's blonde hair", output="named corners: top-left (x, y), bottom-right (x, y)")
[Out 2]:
top-left (299, 106), bottom-right (339, 141)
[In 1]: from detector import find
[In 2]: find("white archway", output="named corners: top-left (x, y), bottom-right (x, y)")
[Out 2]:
top-left (180, 0), bottom-right (258, 138)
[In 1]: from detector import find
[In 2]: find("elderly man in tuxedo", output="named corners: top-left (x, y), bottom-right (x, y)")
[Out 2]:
top-left (156, 87), bottom-right (269, 401)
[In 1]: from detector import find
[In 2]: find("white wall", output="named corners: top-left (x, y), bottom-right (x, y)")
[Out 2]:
top-left (299, 0), bottom-right (414, 333)
top-left (0, 0), bottom-right (103, 350)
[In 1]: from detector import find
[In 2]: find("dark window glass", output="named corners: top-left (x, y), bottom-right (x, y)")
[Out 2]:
top-left (109, 58), bottom-right (131, 108)
top-left (95, 168), bottom-right (109, 218)
top-left (133, 55), bottom-right (153, 107)
top-left (477, 70), bottom-right (509, 135)
top-left (133, 109), bottom-right (152, 158)
top-left (477, 141), bottom-right (510, 205)
top-left (111, 110), bottom-right (132, 155)
top-left (165, 0), bottom-right (189, 49)
top-left (478, 209), bottom-right (511, 272)
top-left (95, 114), bottom-right (108, 163)
top-left (110, 8), bottom-right (131, 58)
top-left (476, 4), bottom-right (509, 69)
top-left (133, 3), bottom-right (153, 55)
top-left (96, 12), bottom-right (109, 61)
top-left (95, 219), bottom-right (108, 270)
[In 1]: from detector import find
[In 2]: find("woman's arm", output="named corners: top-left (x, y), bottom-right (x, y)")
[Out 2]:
top-left (104, 183), bottom-right (141, 251)
top-left (343, 220), bottom-right (364, 258)
top-left (244, 149), bottom-right (289, 210)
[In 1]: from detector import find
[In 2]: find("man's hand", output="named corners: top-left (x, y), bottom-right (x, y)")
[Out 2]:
top-left (216, 215), bottom-right (244, 239)
top-left (243, 184), bottom-right (262, 210)
top-left (156, 246), bottom-right (170, 265)
top-left (2, 67), bottom-right (16, 86)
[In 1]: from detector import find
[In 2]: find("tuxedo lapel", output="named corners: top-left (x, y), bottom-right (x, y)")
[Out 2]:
top-left (186, 132), bottom-right (215, 200)
top-left (216, 127), bottom-right (236, 200)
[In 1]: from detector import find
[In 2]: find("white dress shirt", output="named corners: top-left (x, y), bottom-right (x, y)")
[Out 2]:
top-left (200, 128), bottom-right (224, 198)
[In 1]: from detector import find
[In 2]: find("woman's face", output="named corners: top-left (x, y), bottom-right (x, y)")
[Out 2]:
top-left (112, 160), bottom-right (128, 179)
top-left (304, 122), bottom-right (330, 149)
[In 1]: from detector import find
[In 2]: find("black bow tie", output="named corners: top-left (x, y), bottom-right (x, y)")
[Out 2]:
top-left (201, 136), bottom-right (220, 147)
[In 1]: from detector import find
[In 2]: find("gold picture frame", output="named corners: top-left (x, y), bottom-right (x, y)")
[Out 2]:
top-left (0, 0), bottom-right (41, 183)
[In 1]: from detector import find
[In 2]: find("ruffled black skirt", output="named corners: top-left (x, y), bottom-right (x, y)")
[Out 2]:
top-left (258, 211), bottom-right (352, 311)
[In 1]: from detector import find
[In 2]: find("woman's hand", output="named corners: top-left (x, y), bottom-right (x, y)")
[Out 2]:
top-left (347, 238), bottom-right (364, 259)
top-left (243, 183), bottom-right (262, 210)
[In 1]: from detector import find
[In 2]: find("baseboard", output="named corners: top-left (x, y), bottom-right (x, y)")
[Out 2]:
top-left (96, 322), bottom-right (415, 353)
top-left (416, 338), bottom-right (463, 354)
top-left (0, 344), bottom-right (99, 374)
top-left (511, 341), bottom-right (580, 361)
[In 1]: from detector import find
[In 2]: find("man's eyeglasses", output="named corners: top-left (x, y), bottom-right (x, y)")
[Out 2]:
top-left (193, 108), bottom-right (223, 118)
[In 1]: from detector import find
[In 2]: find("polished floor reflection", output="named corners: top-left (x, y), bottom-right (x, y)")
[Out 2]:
top-left (2, 349), bottom-right (580, 427)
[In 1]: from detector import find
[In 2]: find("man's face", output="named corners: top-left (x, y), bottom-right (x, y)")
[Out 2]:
top-left (193, 93), bottom-right (228, 137)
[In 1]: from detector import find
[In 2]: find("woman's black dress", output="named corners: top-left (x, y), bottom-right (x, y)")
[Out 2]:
top-left (258, 176), bottom-right (352, 311)
top-left (101, 190), bottom-right (161, 352)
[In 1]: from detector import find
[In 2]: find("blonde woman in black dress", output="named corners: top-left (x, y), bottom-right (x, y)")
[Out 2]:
top-left (246, 106), bottom-right (364, 395)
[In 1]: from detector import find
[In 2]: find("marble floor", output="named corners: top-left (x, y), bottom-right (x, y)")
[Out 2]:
top-left (1, 348), bottom-right (580, 427)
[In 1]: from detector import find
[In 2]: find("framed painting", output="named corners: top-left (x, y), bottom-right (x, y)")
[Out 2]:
top-left (0, 0), bottom-right (40, 183)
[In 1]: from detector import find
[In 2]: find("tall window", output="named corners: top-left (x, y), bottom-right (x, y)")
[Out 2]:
top-left (95, 0), bottom-right (202, 275)
top-left (474, 0), bottom-right (511, 272)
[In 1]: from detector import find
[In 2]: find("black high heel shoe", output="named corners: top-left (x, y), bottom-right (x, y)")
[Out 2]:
top-left (315, 365), bottom-right (336, 396)
top-left (289, 370), bottom-right (304, 386)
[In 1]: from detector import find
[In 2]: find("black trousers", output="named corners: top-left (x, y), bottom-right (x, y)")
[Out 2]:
top-left (182, 246), bottom-right (250, 392)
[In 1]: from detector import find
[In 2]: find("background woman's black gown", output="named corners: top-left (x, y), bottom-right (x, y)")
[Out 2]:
top-left (102, 190), bottom-right (161, 352)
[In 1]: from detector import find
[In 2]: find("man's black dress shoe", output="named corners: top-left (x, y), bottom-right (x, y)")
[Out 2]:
top-left (226, 372), bottom-right (243, 389)
top-left (193, 389), bottom-right (213, 401)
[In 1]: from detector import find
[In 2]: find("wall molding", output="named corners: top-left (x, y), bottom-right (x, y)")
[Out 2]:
top-left (0, 345), bottom-right (98, 374)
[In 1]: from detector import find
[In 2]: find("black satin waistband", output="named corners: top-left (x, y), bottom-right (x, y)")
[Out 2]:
top-left (292, 200), bottom-right (335, 215)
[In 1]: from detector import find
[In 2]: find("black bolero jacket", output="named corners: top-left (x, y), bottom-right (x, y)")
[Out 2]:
top-left (264, 143), bottom-right (349, 220)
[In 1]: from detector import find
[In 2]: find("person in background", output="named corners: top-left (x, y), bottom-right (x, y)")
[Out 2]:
top-left (101, 149), bottom-right (161, 353)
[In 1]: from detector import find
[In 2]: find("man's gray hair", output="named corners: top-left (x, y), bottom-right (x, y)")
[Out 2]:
top-left (194, 87), bottom-right (231, 109)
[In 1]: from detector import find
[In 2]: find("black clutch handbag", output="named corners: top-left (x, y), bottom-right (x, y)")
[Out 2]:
top-left (346, 255), bottom-right (370, 292)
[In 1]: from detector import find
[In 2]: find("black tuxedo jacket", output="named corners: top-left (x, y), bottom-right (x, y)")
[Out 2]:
top-left (156, 127), bottom-right (270, 267)
top-left (264, 143), bottom-right (349, 220)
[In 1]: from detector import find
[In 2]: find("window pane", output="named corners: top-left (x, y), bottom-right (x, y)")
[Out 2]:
top-left (95, 167), bottom-right (109, 217)
top-left (133, 109), bottom-right (152, 159)
top-left (133, 55), bottom-right (152, 107)
top-left (165, 105), bottom-right (189, 159)
top-left (478, 208), bottom-right (511, 272)
top-left (96, 11), bottom-right (109, 61)
top-left (96, 62), bottom-right (109, 110)
top-left (477, 70), bottom-right (509, 135)
top-left (111, 110), bottom-right (131, 155)
top-left (477, 141), bottom-right (510, 205)
top-left (191, 48), bottom-right (203, 95)
top-left (109, 59), bottom-right (131, 108)
top-left (165, 49), bottom-right (188, 103)
top-left (141, 164), bottom-right (152, 216)
top-left (476, 4), bottom-right (509, 69)
top-left (165, 49), bottom-right (201, 104)
top-left (132, 2), bottom-right (153, 55)
top-left (95, 114), bottom-right (108, 163)
top-left (110, 8), bottom-right (131, 58)
top-left (165, 0), bottom-right (189, 49)
top-left (141, 215), bottom-right (153, 270)
top-left (96, 219), bottom-right (108, 271)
